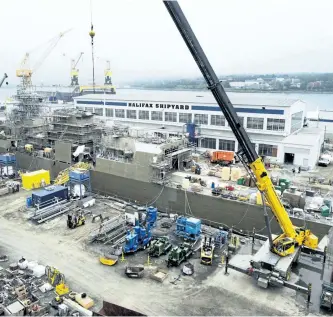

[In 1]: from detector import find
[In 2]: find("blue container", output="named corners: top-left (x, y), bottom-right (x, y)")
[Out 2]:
top-left (31, 185), bottom-right (69, 207)
top-left (211, 182), bottom-right (215, 189)
top-left (146, 206), bottom-right (157, 226)
top-left (186, 123), bottom-right (196, 143)
top-left (0, 154), bottom-right (16, 164)
top-left (26, 197), bottom-right (32, 208)
top-left (69, 169), bottom-right (90, 181)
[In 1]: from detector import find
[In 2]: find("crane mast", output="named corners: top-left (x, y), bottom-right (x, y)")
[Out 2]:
top-left (163, 1), bottom-right (318, 256)
top-left (71, 52), bottom-right (84, 86)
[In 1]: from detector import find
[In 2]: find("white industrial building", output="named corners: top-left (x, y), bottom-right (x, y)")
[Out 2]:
top-left (73, 90), bottom-right (324, 169)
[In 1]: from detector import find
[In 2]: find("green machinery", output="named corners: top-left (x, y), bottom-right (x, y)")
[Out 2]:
top-left (321, 282), bottom-right (333, 310)
top-left (166, 243), bottom-right (193, 267)
top-left (148, 236), bottom-right (172, 257)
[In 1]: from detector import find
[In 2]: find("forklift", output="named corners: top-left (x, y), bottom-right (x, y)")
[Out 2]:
top-left (67, 212), bottom-right (85, 229)
top-left (201, 236), bottom-right (214, 265)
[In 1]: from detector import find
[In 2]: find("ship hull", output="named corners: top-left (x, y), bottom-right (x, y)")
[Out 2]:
top-left (11, 151), bottom-right (331, 240)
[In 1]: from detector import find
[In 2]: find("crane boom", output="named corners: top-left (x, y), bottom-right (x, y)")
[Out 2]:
top-left (0, 73), bottom-right (8, 88)
top-left (163, 1), bottom-right (318, 256)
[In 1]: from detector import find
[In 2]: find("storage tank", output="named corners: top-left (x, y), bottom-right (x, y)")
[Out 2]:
top-left (221, 167), bottom-right (230, 181)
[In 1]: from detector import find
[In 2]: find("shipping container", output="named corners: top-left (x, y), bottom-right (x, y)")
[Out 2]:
top-left (22, 169), bottom-right (50, 190)
top-left (210, 151), bottom-right (234, 163)
top-left (31, 185), bottom-right (68, 207)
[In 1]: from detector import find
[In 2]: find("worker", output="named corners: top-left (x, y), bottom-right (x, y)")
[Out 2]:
top-left (298, 166), bottom-right (301, 174)
top-left (292, 168), bottom-right (295, 175)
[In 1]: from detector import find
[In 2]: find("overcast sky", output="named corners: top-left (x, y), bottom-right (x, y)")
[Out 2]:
top-left (2, 0), bottom-right (333, 86)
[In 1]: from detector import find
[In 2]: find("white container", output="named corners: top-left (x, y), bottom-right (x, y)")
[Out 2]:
top-left (221, 167), bottom-right (231, 181)
top-left (230, 167), bottom-right (241, 181)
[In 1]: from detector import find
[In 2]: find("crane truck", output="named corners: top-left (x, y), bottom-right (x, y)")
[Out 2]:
top-left (163, 1), bottom-right (319, 289)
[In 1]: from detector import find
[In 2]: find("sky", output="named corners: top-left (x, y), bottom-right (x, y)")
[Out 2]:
top-left (1, 0), bottom-right (333, 86)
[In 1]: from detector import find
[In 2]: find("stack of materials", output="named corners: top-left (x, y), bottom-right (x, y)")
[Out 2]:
top-left (190, 183), bottom-right (202, 192)
top-left (306, 196), bottom-right (324, 212)
top-left (282, 186), bottom-right (306, 209)
top-left (89, 215), bottom-right (127, 244)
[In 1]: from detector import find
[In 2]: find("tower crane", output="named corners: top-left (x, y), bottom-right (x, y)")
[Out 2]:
top-left (70, 52), bottom-right (84, 86)
top-left (16, 29), bottom-right (71, 89)
top-left (163, 1), bottom-right (318, 258)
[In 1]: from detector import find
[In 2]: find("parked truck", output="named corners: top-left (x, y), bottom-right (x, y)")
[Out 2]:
top-left (166, 243), bottom-right (193, 267)
top-left (148, 236), bottom-right (172, 257)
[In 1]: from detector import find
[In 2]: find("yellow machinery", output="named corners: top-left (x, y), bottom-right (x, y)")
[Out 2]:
top-left (21, 169), bottom-right (50, 190)
top-left (67, 212), bottom-right (86, 229)
top-left (16, 29), bottom-right (71, 89)
top-left (45, 266), bottom-right (69, 296)
top-left (163, 1), bottom-right (318, 259)
top-left (54, 162), bottom-right (91, 186)
top-left (70, 52), bottom-right (84, 86)
top-left (25, 144), bottom-right (33, 153)
top-left (200, 236), bottom-right (214, 265)
top-left (99, 254), bottom-right (119, 266)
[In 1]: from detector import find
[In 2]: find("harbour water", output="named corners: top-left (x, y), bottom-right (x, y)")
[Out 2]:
top-left (1, 87), bottom-right (333, 111)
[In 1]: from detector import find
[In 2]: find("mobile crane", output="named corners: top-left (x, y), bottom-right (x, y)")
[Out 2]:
top-left (70, 52), bottom-right (84, 86)
top-left (164, 1), bottom-right (318, 260)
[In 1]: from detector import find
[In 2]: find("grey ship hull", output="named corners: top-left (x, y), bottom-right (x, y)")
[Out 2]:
top-left (14, 152), bottom-right (331, 239)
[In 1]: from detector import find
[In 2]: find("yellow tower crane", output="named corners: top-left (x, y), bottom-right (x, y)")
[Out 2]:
top-left (16, 29), bottom-right (71, 89)
top-left (104, 60), bottom-right (112, 85)
top-left (70, 52), bottom-right (84, 86)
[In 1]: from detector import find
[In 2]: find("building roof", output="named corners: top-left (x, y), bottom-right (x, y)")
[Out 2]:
top-left (282, 128), bottom-right (323, 146)
top-left (74, 89), bottom-right (300, 108)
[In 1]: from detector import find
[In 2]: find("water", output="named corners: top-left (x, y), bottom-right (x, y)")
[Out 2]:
top-left (1, 86), bottom-right (333, 111)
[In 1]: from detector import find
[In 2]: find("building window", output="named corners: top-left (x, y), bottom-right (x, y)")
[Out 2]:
top-left (94, 108), bottom-right (104, 116)
top-left (127, 110), bottom-right (137, 119)
top-left (219, 139), bottom-right (235, 151)
top-left (211, 115), bottom-right (226, 126)
top-left (179, 113), bottom-right (192, 123)
top-left (151, 111), bottom-right (163, 121)
top-left (194, 114), bottom-right (208, 125)
top-left (115, 109), bottom-right (125, 118)
top-left (165, 112), bottom-right (177, 122)
top-left (267, 118), bottom-right (285, 131)
top-left (247, 117), bottom-right (264, 130)
top-left (201, 137), bottom-right (216, 149)
top-left (291, 111), bottom-right (303, 133)
top-left (105, 108), bottom-right (113, 117)
top-left (138, 110), bottom-right (149, 120)
top-left (85, 107), bottom-right (93, 112)
top-left (258, 144), bottom-right (278, 157)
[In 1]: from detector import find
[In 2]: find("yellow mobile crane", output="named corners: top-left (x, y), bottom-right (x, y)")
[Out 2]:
top-left (70, 52), bottom-right (84, 86)
top-left (16, 30), bottom-right (71, 89)
top-left (163, 1), bottom-right (318, 258)
top-left (164, 1), bottom-right (319, 290)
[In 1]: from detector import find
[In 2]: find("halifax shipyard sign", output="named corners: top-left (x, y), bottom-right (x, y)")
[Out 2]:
top-left (128, 102), bottom-right (190, 110)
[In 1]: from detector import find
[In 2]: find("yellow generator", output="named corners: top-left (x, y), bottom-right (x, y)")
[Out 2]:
top-left (201, 236), bottom-right (215, 265)
top-left (21, 169), bottom-right (50, 190)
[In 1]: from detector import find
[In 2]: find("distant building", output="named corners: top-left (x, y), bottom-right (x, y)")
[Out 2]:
top-left (73, 90), bottom-right (324, 168)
